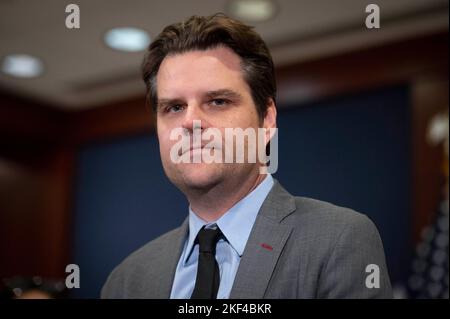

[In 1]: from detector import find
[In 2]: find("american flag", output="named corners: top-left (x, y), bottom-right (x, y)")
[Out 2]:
top-left (407, 199), bottom-right (449, 299)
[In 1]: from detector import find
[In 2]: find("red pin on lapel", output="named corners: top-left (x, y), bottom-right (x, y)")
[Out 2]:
top-left (260, 243), bottom-right (273, 251)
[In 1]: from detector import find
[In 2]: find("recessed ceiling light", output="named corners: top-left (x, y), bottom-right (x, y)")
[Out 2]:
top-left (104, 27), bottom-right (151, 52)
top-left (1, 54), bottom-right (43, 78)
top-left (227, 0), bottom-right (277, 22)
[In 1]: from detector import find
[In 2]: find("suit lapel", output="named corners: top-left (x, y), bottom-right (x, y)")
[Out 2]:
top-left (155, 218), bottom-right (189, 298)
top-left (229, 217), bottom-right (292, 298)
top-left (230, 181), bottom-right (296, 298)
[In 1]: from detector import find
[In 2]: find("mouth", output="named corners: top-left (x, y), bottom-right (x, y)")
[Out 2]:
top-left (180, 146), bottom-right (203, 156)
top-left (180, 145), bottom-right (219, 156)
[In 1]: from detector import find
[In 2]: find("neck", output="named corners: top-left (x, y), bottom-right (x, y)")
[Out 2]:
top-left (188, 171), bottom-right (267, 222)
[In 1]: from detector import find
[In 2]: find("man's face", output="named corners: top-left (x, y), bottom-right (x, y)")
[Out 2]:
top-left (155, 46), bottom-right (274, 193)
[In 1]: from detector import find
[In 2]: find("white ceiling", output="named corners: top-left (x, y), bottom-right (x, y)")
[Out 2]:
top-left (0, 0), bottom-right (448, 110)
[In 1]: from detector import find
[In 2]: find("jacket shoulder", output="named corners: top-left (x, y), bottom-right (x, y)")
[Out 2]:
top-left (292, 196), bottom-right (376, 231)
top-left (287, 196), bottom-right (392, 298)
top-left (269, 181), bottom-right (376, 234)
top-left (101, 226), bottom-right (184, 298)
top-left (289, 196), bottom-right (385, 255)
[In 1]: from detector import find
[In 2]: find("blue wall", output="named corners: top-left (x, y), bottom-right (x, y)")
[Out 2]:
top-left (73, 85), bottom-right (411, 298)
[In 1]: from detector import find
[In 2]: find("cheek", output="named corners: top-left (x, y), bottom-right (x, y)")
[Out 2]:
top-left (237, 102), bottom-right (260, 127)
top-left (157, 128), bottom-right (171, 154)
top-left (233, 112), bottom-right (260, 129)
top-left (219, 108), bottom-right (258, 129)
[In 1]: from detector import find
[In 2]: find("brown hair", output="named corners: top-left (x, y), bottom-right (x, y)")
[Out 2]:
top-left (141, 13), bottom-right (276, 120)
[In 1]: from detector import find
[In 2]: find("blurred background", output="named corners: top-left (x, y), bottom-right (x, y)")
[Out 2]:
top-left (0, 0), bottom-right (448, 299)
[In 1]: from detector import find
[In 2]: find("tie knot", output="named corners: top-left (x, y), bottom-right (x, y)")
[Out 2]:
top-left (196, 226), bottom-right (222, 254)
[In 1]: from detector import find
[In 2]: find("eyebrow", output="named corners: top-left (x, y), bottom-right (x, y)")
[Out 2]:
top-left (204, 89), bottom-right (243, 101)
top-left (157, 89), bottom-right (243, 111)
top-left (156, 98), bottom-right (184, 111)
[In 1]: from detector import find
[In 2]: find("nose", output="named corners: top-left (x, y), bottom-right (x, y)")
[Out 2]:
top-left (181, 102), bottom-right (206, 133)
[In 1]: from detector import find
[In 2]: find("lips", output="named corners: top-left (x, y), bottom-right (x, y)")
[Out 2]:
top-left (179, 145), bottom-right (221, 156)
top-left (180, 145), bottom-right (209, 156)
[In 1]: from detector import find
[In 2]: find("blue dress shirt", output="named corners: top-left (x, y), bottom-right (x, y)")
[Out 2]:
top-left (170, 174), bottom-right (274, 299)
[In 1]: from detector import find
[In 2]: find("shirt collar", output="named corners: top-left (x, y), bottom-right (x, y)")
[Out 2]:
top-left (183, 174), bottom-right (274, 264)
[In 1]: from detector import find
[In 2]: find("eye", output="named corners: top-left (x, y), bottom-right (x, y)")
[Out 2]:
top-left (167, 104), bottom-right (184, 113)
top-left (209, 99), bottom-right (230, 107)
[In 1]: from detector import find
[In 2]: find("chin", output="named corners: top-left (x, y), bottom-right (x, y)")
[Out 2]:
top-left (178, 163), bottom-right (223, 190)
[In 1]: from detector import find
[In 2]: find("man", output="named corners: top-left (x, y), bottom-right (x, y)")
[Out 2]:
top-left (101, 13), bottom-right (392, 299)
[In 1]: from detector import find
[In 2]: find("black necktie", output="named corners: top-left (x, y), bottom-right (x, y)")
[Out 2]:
top-left (191, 226), bottom-right (222, 299)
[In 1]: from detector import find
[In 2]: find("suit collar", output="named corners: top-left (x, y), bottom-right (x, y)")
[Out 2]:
top-left (258, 179), bottom-right (296, 222)
top-left (157, 217), bottom-right (189, 298)
top-left (230, 179), bottom-right (296, 298)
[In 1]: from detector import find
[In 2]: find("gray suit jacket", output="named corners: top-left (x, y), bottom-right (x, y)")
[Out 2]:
top-left (101, 180), bottom-right (392, 298)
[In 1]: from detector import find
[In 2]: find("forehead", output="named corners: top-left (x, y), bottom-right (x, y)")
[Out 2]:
top-left (156, 46), bottom-right (250, 97)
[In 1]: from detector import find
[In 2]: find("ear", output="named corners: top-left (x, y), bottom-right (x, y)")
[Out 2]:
top-left (263, 98), bottom-right (277, 144)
